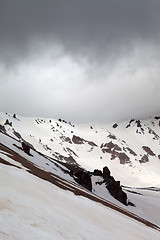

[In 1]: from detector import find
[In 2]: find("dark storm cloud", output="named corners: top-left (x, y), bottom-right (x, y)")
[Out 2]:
top-left (0, 0), bottom-right (160, 64)
top-left (0, 0), bottom-right (160, 123)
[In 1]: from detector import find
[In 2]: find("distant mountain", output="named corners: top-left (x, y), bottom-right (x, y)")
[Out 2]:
top-left (0, 112), bottom-right (160, 187)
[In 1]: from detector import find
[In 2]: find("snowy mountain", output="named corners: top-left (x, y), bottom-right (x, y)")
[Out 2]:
top-left (0, 112), bottom-right (160, 239)
top-left (0, 112), bottom-right (160, 187)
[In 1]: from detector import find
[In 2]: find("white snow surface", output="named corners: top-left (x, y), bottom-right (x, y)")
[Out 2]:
top-left (0, 164), bottom-right (159, 240)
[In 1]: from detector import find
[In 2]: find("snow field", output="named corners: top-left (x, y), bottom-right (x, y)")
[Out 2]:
top-left (0, 164), bottom-right (160, 240)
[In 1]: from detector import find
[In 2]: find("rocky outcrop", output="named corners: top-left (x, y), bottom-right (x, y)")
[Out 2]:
top-left (72, 135), bottom-right (97, 147)
top-left (87, 141), bottom-right (98, 147)
top-left (103, 166), bottom-right (111, 179)
top-left (106, 177), bottom-right (127, 205)
top-left (118, 153), bottom-right (130, 164)
top-left (22, 142), bottom-right (31, 155)
top-left (93, 166), bottom-right (128, 206)
top-left (0, 124), bottom-right (6, 133)
top-left (60, 136), bottom-right (72, 144)
top-left (4, 119), bottom-right (12, 127)
top-left (93, 169), bottom-right (103, 176)
top-left (101, 141), bottom-right (131, 164)
top-left (13, 130), bottom-right (22, 139)
top-left (139, 155), bottom-right (149, 163)
top-left (72, 135), bottom-right (84, 144)
top-left (142, 146), bottom-right (155, 156)
top-left (74, 170), bottom-right (92, 191)
top-left (112, 123), bottom-right (118, 128)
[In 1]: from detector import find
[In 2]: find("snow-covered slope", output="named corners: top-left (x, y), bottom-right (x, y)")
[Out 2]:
top-left (0, 112), bottom-right (160, 239)
top-left (0, 112), bottom-right (160, 187)
top-left (1, 163), bottom-right (159, 240)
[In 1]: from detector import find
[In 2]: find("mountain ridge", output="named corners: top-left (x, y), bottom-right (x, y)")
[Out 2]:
top-left (0, 112), bottom-right (160, 187)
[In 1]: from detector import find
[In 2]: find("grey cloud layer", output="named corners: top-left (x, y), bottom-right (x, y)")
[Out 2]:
top-left (0, 0), bottom-right (160, 123)
top-left (1, 0), bottom-right (160, 63)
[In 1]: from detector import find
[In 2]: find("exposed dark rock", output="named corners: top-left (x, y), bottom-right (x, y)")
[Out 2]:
top-left (154, 116), bottom-right (160, 120)
top-left (139, 155), bottom-right (149, 163)
top-left (13, 113), bottom-right (16, 118)
top-left (126, 147), bottom-right (137, 156)
top-left (151, 121), bottom-right (155, 126)
top-left (87, 141), bottom-right (97, 147)
top-left (158, 155), bottom-right (160, 159)
top-left (128, 201), bottom-right (136, 207)
top-left (101, 141), bottom-right (131, 164)
top-left (74, 170), bottom-right (92, 191)
top-left (119, 153), bottom-right (130, 164)
top-left (135, 120), bottom-right (145, 134)
top-left (142, 146), bottom-right (155, 156)
top-left (103, 166), bottom-right (110, 179)
top-left (0, 124), bottom-right (6, 133)
top-left (60, 135), bottom-right (72, 144)
top-left (114, 145), bottom-right (121, 151)
top-left (66, 156), bottom-right (77, 165)
top-left (106, 177), bottom-right (128, 205)
top-left (112, 123), bottom-right (118, 128)
top-left (43, 144), bottom-right (51, 151)
top-left (4, 119), bottom-right (12, 127)
top-left (136, 120), bottom-right (142, 128)
top-left (72, 135), bottom-right (97, 147)
top-left (126, 190), bottom-right (142, 195)
top-left (92, 166), bottom-right (128, 205)
top-left (126, 119), bottom-right (135, 128)
top-left (22, 142), bottom-right (31, 155)
top-left (101, 141), bottom-right (121, 153)
top-left (57, 153), bottom-right (78, 166)
top-left (108, 133), bottom-right (117, 140)
top-left (13, 130), bottom-right (22, 139)
top-left (93, 169), bottom-right (103, 176)
top-left (66, 148), bottom-right (78, 157)
top-left (148, 128), bottom-right (159, 140)
top-left (95, 181), bottom-right (104, 185)
top-left (72, 135), bottom-right (84, 144)
top-left (106, 141), bottom-right (115, 149)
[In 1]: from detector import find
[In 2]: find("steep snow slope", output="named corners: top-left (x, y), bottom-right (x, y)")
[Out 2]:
top-left (0, 112), bottom-right (160, 187)
top-left (0, 164), bottom-right (160, 240)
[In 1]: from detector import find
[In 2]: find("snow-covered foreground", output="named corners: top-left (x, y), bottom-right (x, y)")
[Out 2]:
top-left (0, 164), bottom-right (159, 240)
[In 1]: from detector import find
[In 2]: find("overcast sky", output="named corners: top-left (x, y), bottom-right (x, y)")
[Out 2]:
top-left (0, 0), bottom-right (160, 124)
